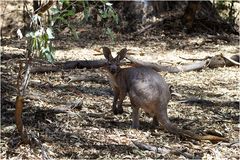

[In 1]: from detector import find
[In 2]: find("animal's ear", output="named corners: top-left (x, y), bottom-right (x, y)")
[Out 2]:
top-left (116, 48), bottom-right (127, 62)
top-left (102, 47), bottom-right (113, 61)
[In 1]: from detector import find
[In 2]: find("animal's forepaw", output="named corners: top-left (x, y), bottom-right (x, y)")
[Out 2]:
top-left (112, 108), bottom-right (119, 115)
top-left (131, 123), bottom-right (139, 129)
top-left (112, 107), bottom-right (123, 115)
top-left (117, 107), bottom-right (123, 114)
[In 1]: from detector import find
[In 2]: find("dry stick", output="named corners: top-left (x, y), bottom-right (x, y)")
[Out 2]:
top-left (180, 54), bottom-right (240, 66)
top-left (133, 23), bottom-right (155, 36)
top-left (20, 61), bottom-right (31, 96)
top-left (126, 55), bottom-right (208, 73)
top-left (15, 37), bottom-right (33, 144)
top-left (34, 0), bottom-right (54, 14)
top-left (182, 119), bottom-right (199, 129)
top-left (15, 61), bottom-right (31, 144)
top-left (179, 56), bottom-right (212, 61)
top-left (221, 54), bottom-right (240, 66)
top-left (68, 75), bottom-right (108, 84)
top-left (132, 141), bottom-right (198, 159)
top-left (31, 59), bottom-right (107, 73)
top-left (229, 141), bottom-right (240, 147)
top-left (15, 63), bottom-right (24, 140)
top-left (29, 132), bottom-right (51, 160)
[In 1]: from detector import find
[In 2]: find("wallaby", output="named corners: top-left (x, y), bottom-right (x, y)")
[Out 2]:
top-left (103, 47), bottom-right (228, 143)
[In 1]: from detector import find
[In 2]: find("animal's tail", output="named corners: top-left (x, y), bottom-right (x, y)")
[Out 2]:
top-left (163, 123), bottom-right (229, 143)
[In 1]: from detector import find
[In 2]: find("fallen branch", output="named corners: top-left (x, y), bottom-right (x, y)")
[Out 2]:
top-left (178, 97), bottom-right (239, 109)
top-left (31, 53), bottom-right (239, 74)
top-left (127, 53), bottom-right (239, 73)
top-left (222, 54), bottom-right (240, 66)
top-left (132, 141), bottom-right (199, 159)
top-left (126, 55), bottom-right (208, 73)
top-left (180, 56), bottom-right (212, 61)
top-left (31, 59), bottom-right (107, 73)
top-left (180, 54), bottom-right (240, 69)
top-left (133, 23), bottom-right (155, 36)
top-left (68, 75), bottom-right (108, 84)
top-left (182, 119), bottom-right (199, 129)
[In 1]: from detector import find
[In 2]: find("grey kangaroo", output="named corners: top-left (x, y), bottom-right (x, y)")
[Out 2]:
top-left (103, 47), bottom-right (228, 142)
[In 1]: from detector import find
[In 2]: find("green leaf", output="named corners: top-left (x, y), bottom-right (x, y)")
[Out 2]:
top-left (101, 11), bottom-right (108, 19)
top-left (55, 16), bottom-right (69, 25)
top-left (60, 0), bottom-right (69, 4)
top-left (46, 28), bottom-right (54, 39)
top-left (32, 37), bottom-right (37, 50)
top-left (105, 27), bottom-right (115, 42)
top-left (32, 14), bottom-right (41, 24)
top-left (47, 52), bottom-right (54, 63)
top-left (35, 37), bottom-right (41, 50)
top-left (62, 10), bottom-right (75, 18)
top-left (50, 7), bottom-right (60, 15)
top-left (41, 47), bottom-right (54, 63)
top-left (113, 14), bottom-right (119, 24)
top-left (26, 32), bottom-right (34, 38)
top-left (83, 7), bottom-right (90, 20)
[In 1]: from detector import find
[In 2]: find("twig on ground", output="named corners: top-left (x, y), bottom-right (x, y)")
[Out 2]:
top-left (30, 132), bottom-right (51, 160)
top-left (179, 56), bottom-right (212, 61)
top-left (182, 119), bottom-right (198, 129)
top-left (178, 97), bottom-right (215, 106)
top-left (132, 140), bottom-right (199, 159)
top-left (68, 75), bottom-right (108, 84)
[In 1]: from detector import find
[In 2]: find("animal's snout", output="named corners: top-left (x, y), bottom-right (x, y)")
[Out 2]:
top-left (109, 65), bottom-right (118, 74)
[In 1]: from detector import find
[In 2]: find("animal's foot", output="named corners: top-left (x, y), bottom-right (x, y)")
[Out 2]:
top-left (112, 108), bottom-right (118, 115)
top-left (131, 123), bottom-right (139, 129)
top-left (112, 107), bottom-right (123, 115)
top-left (152, 116), bottom-right (159, 127)
top-left (116, 107), bottom-right (123, 114)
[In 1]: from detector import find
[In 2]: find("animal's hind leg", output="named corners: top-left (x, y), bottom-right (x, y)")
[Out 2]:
top-left (129, 95), bottom-right (140, 128)
top-left (132, 106), bottom-right (140, 129)
top-left (155, 104), bottom-right (173, 132)
top-left (152, 115), bottom-right (165, 129)
top-left (152, 115), bottom-right (159, 127)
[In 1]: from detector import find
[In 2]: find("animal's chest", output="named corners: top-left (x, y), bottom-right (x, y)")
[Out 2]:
top-left (108, 74), bottom-right (119, 89)
top-left (108, 73), bottom-right (129, 92)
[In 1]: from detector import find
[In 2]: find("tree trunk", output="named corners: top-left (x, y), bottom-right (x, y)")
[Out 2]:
top-left (182, 1), bottom-right (200, 32)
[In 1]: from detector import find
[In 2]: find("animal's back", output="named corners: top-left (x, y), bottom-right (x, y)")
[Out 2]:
top-left (123, 66), bottom-right (171, 115)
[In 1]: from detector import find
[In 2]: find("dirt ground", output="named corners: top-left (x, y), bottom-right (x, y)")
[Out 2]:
top-left (1, 30), bottom-right (239, 159)
top-left (1, 1), bottom-right (240, 160)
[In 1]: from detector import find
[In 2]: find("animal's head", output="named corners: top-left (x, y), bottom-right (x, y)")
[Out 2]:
top-left (102, 47), bottom-right (127, 74)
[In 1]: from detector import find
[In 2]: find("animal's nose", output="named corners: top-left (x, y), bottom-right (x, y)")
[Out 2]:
top-left (110, 68), bottom-right (117, 74)
top-left (109, 65), bottom-right (118, 73)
